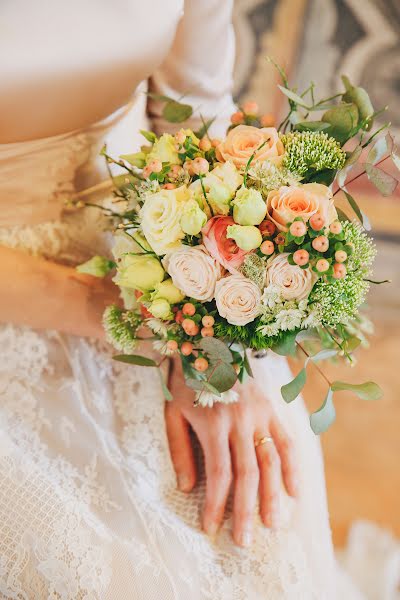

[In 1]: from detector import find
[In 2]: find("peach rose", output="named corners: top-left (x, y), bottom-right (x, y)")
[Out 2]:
top-left (216, 126), bottom-right (285, 169)
top-left (266, 253), bottom-right (315, 301)
top-left (202, 216), bottom-right (248, 274)
top-left (266, 183), bottom-right (337, 232)
top-left (215, 275), bottom-right (261, 326)
top-left (163, 245), bottom-right (221, 302)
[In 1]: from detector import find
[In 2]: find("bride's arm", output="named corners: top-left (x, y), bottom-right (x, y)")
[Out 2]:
top-left (0, 245), bottom-right (119, 338)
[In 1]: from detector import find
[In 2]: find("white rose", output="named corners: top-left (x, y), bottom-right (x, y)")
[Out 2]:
top-left (140, 185), bottom-right (190, 255)
top-left (163, 245), bottom-right (221, 302)
top-left (215, 275), bottom-right (261, 326)
top-left (266, 253), bottom-right (315, 301)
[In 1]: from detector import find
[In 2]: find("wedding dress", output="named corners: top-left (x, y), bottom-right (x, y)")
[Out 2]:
top-left (0, 1), bottom-right (394, 599)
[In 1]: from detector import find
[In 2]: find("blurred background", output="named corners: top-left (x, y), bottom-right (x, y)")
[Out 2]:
top-left (232, 0), bottom-right (400, 547)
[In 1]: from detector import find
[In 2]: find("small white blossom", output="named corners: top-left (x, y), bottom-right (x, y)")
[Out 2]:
top-left (261, 284), bottom-right (282, 309)
top-left (147, 318), bottom-right (168, 338)
top-left (196, 389), bottom-right (239, 408)
top-left (153, 340), bottom-right (175, 356)
top-left (275, 308), bottom-right (304, 331)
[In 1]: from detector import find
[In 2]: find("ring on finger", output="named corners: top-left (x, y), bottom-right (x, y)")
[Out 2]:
top-left (254, 435), bottom-right (274, 448)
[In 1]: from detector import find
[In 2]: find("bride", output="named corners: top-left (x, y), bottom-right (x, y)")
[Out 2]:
top-left (0, 1), bottom-right (366, 598)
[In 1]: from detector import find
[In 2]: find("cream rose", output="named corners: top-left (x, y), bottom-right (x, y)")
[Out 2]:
top-left (266, 253), bottom-right (315, 301)
top-left (266, 183), bottom-right (336, 232)
top-left (215, 275), bottom-right (261, 326)
top-left (140, 185), bottom-right (190, 255)
top-left (163, 245), bottom-right (221, 302)
top-left (216, 126), bottom-right (285, 169)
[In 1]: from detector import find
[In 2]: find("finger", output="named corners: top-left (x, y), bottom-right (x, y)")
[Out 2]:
top-left (270, 418), bottom-right (298, 497)
top-left (255, 436), bottom-right (281, 528)
top-left (231, 430), bottom-right (259, 547)
top-left (197, 421), bottom-right (232, 538)
top-left (165, 403), bottom-right (196, 493)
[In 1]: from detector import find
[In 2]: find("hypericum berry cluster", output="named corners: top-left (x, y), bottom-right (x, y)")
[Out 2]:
top-left (257, 213), bottom-right (353, 283)
top-left (229, 101), bottom-right (275, 129)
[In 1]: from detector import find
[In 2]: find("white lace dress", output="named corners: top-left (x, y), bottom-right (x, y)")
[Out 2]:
top-left (0, 107), bottom-right (374, 600)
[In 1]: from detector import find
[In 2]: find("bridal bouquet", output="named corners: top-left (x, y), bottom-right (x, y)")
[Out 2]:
top-left (77, 68), bottom-right (398, 432)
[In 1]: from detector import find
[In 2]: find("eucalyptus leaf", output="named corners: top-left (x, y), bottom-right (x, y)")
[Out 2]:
top-left (207, 362), bottom-right (237, 393)
top-left (343, 145), bottom-right (362, 168)
top-left (331, 380), bottom-right (383, 400)
top-left (243, 352), bottom-right (254, 377)
top-left (342, 75), bottom-right (374, 129)
top-left (336, 207), bottom-right (350, 222)
top-left (392, 152), bottom-right (400, 172)
top-left (343, 191), bottom-right (371, 230)
top-left (281, 368), bottom-right (306, 403)
top-left (365, 164), bottom-right (398, 197)
top-left (277, 85), bottom-right (309, 108)
top-left (322, 103), bottom-right (359, 143)
top-left (367, 136), bottom-right (390, 165)
top-left (163, 100), bottom-right (193, 123)
top-left (272, 331), bottom-right (297, 356)
top-left (185, 378), bottom-right (205, 391)
top-left (199, 338), bottom-right (233, 364)
top-left (113, 355), bottom-right (157, 367)
top-left (310, 349), bottom-right (338, 362)
top-left (203, 381), bottom-right (222, 397)
top-left (310, 388), bottom-right (336, 434)
top-left (146, 92), bottom-right (173, 103)
top-left (307, 169), bottom-right (336, 186)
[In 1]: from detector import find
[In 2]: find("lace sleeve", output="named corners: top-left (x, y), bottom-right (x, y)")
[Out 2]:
top-left (147, 0), bottom-right (236, 137)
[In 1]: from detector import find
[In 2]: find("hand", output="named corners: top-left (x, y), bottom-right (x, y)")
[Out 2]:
top-left (165, 357), bottom-right (299, 547)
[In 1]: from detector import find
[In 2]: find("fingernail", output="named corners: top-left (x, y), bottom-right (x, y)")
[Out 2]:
top-left (238, 529), bottom-right (252, 547)
top-left (177, 474), bottom-right (191, 492)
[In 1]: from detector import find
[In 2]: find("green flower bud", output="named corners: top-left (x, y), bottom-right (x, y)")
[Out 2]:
top-left (115, 254), bottom-right (164, 291)
top-left (226, 225), bottom-right (262, 251)
top-left (76, 255), bottom-right (114, 277)
top-left (149, 298), bottom-right (173, 320)
top-left (112, 231), bottom-right (151, 261)
top-left (152, 278), bottom-right (185, 304)
top-left (232, 186), bottom-right (267, 225)
top-left (180, 198), bottom-right (207, 235)
top-left (147, 133), bottom-right (180, 165)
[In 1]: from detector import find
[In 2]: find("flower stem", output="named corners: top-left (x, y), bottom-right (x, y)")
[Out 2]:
top-left (296, 342), bottom-right (332, 387)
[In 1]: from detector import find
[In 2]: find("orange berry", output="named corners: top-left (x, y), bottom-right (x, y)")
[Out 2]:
top-left (329, 221), bottom-right (342, 235)
top-left (259, 220), bottom-right (276, 236)
top-left (316, 258), bottom-right (330, 272)
top-left (182, 319), bottom-right (199, 336)
top-left (260, 113), bottom-right (275, 127)
top-left (274, 233), bottom-right (286, 246)
top-left (312, 236), bottom-right (329, 253)
top-left (163, 183), bottom-right (176, 190)
top-left (194, 357), bottom-right (209, 372)
top-left (231, 111), bottom-right (245, 125)
top-left (199, 137), bottom-right (212, 152)
top-left (183, 160), bottom-right (194, 174)
top-left (175, 130), bottom-right (186, 144)
top-left (169, 164), bottom-right (184, 180)
top-left (182, 303), bottom-right (196, 316)
top-left (233, 363), bottom-right (241, 375)
top-left (181, 341), bottom-right (193, 356)
top-left (211, 138), bottom-right (222, 148)
top-left (333, 263), bottom-right (347, 279)
top-left (335, 250), bottom-right (347, 263)
top-left (289, 221), bottom-right (307, 237)
top-left (202, 315), bottom-right (215, 328)
top-left (260, 240), bottom-right (275, 255)
top-left (142, 165), bottom-right (152, 178)
top-left (166, 340), bottom-right (178, 352)
top-left (175, 310), bottom-right (184, 324)
top-left (242, 101), bottom-right (259, 116)
top-left (192, 157), bottom-right (209, 175)
top-left (309, 214), bottom-right (325, 231)
top-left (201, 327), bottom-right (214, 337)
top-left (293, 249), bottom-right (309, 266)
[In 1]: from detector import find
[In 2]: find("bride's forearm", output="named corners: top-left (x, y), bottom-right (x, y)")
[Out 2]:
top-left (0, 246), bottom-right (119, 337)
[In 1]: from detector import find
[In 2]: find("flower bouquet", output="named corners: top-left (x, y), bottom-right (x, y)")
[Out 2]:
top-left (77, 66), bottom-right (399, 433)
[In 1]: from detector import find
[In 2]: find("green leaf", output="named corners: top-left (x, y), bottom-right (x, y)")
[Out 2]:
top-left (310, 388), bottom-right (335, 434)
top-left (294, 121), bottom-right (331, 132)
top-left (308, 169), bottom-right (336, 186)
top-left (243, 352), bottom-right (254, 377)
top-left (310, 349), bottom-right (338, 362)
top-left (331, 380), bottom-right (383, 400)
top-left (336, 207), bottom-right (351, 222)
top-left (322, 103), bottom-right (359, 143)
top-left (272, 331), bottom-right (297, 356)
top-left (365, 164), bottom-right (398, 197)
top-left (278, 85), bottom-right (309, 108)
top-left (185, 378), bottom-right (204, 391)
top-left (343, 145), bottom-right (362, 168)
top-left (199, 337), bottom-right (233, 364)
top-left (203, 381), bottom-right (222, 397)
top-left (342, 75), bottom-right (374, 129)
top-left (163, 100), bottom-right (193, 123)
top-left (146, 92), bottom-right (173, 103)
top-left (195, 116), bottom-right (216, 139)
top-left (343, 191), bottom-right (371, 230)
top-left (281, 368), bottom-right (306, 403)
top-left (367, 136), bottom-right (390, 165)
top-left (207, 362), bottom-right (237, 393)
top-left (140, 129), bottom-right (157, 143)
top-left (158, 370), bottom-right (173, 401)
top-left (113, 355), bottom-right (158, 367)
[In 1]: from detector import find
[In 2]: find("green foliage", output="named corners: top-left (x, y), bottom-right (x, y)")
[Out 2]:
top-left (113, 354), bottom-right (157, 367)
top-left (310, 388), bottom-right (336, 434)
top-left (281, 368), bottom-right (306, 402)
top-left (321, 103), bottom-right (359, 143)
top-left (331, 380), bottom-right (383, 400)
top-left (147, 93), bottom-right (193, 123)
top-left (281, 131), bottom-right (346, 178)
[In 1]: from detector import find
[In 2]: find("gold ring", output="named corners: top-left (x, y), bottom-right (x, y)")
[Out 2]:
top-left (254, 436), bottom-right (274, 448)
